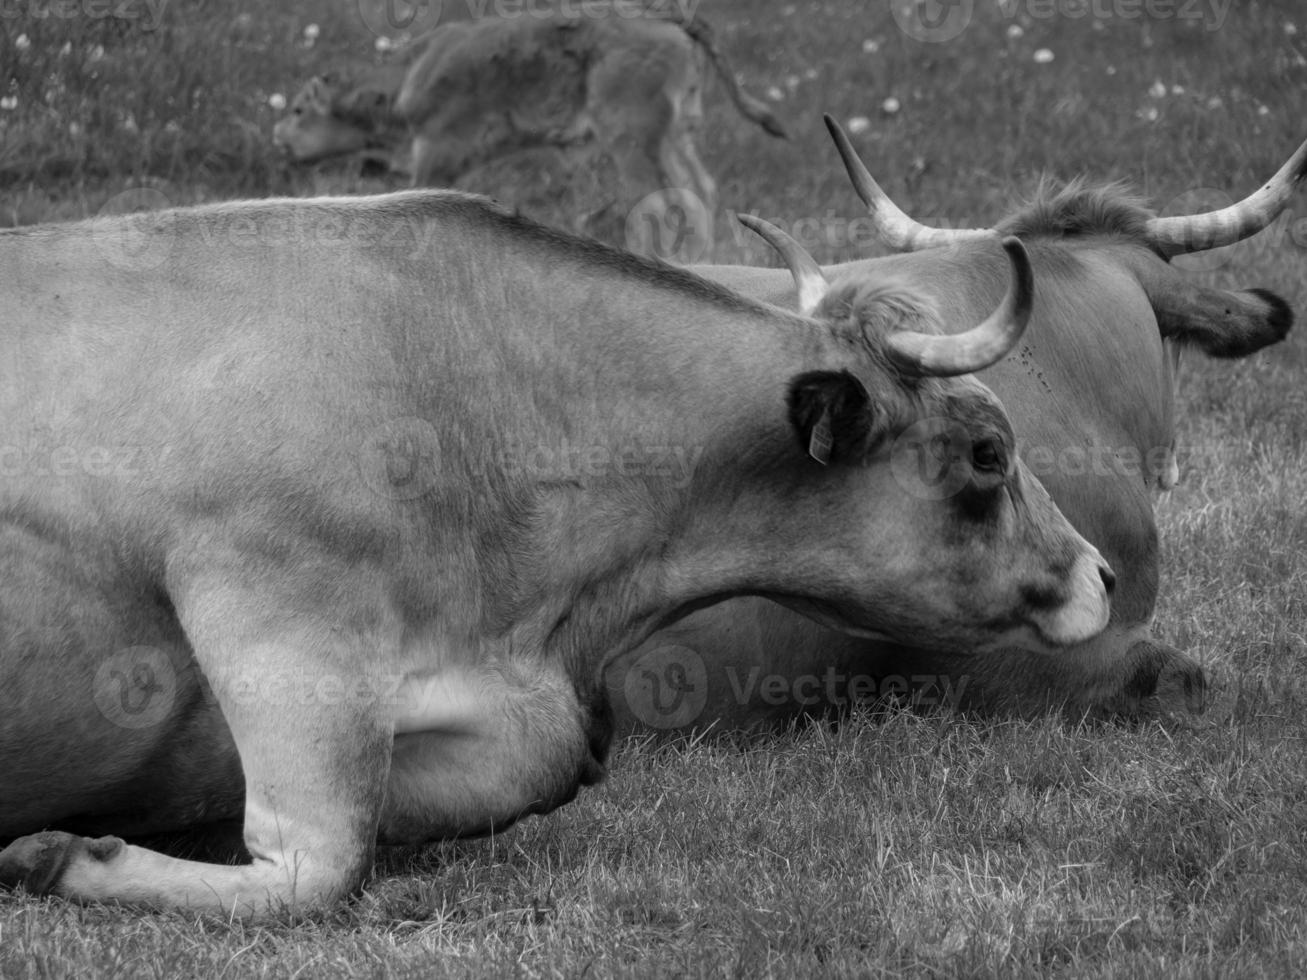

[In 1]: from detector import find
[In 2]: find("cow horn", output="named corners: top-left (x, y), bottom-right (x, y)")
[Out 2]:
top-left (824, 114), bottom-right (992, 252)
top-left (1144, 136), bottom-right (1307, 256)
top-left (736, 213), bottom-right (829, 315)
top-left (885, 236), bottom-right (1034, 377)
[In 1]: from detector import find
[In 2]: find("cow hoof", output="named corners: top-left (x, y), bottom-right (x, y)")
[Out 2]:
top-left (0, 831), bottom-right (124, 896)
top-left (1155, 656), bottom-right (1207, 715)
top-left (1122, 639), bottom-right (1208, 718)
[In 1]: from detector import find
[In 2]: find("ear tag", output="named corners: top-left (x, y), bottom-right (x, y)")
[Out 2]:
top-left (808, 406), bottom-right (833, 465)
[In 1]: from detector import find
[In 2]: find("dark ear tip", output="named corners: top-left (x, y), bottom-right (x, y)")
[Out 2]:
top-left (1244, 287), bottom-right (1293, 341)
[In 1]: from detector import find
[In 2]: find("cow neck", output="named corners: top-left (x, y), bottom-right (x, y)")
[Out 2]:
top-left (445, 258), bottom-right (858, 683)
top-left (380, 202), bottom-right (876, 680)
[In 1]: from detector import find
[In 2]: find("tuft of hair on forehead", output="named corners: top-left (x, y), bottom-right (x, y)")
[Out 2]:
top-left (996, 176), bottom-right (1156, 241)
top-left (814, 272), bottom-right (944, 342)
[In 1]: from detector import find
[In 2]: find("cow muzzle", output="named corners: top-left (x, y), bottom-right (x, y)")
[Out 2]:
top-left (1029, 550), bottom-right (1115, 648)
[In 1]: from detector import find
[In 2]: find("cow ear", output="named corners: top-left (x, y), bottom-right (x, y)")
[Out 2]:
top-left (786, 370), bottom-right (881, 465)
top-left (1130, 256), bottom-right (1293, 357)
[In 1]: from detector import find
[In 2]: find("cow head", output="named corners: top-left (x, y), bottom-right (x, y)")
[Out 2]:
top-left (822, 113), bottom-right (1299, 365)
top-left (819, 114), bottom-right (1299, 493)
top-left (272, 73), bottom-right (399, 165)
top-left (727, 216), bottom-right (1114, 652)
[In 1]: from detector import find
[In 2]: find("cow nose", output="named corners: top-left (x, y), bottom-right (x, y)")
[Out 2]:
top-left (1099, 564), bottom-right (1116, 597)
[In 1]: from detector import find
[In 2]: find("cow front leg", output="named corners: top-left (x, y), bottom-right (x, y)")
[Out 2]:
top-left (376, 660), bottom-right (611, 844)
top-left (0, 670), bottom-right (391, 916)
top-left (1, 573), bottom-right (399, 917)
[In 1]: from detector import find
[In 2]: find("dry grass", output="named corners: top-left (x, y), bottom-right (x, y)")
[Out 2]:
top-left (3, 0), bottom-right (1307, 976)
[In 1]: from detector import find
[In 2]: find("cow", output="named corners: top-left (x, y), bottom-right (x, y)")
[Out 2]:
top-left (603, 117), bottom-right (1303, 733)
top-left (270, 3), bottom-right (786, 250)
top-left (0, 189), bottom-right (1112, 916)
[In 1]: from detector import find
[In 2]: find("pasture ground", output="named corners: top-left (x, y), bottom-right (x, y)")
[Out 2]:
top-left (2, 0), bottom-right (1307, 976)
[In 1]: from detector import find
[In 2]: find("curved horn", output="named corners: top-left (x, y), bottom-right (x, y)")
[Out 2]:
top-left (736, 213), bottom-right (829, 315)
top-left (823, 114), bottom-right (992, 252)
top-left (885, 236), bottom-right (1034, 377)
top-left (1145, 136), bottom-right (1307, 256)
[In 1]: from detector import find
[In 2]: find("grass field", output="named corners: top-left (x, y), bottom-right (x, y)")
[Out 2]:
top-left (3, 0), bottom-right (1307, 976)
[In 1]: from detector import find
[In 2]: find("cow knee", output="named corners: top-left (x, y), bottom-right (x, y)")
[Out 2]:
top-left (255, 853), bottom-right (369, 910)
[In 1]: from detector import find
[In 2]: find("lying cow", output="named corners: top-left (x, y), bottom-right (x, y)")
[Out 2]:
top-left (605, 118), bottom-right (1302, 731)
top-left (271, 4), bottom-right (786, 249)
top-left (0, 190), bottom-right (1111, 915)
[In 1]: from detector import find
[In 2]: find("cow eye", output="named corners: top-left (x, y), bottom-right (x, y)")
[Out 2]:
top-left (972, 439), bottom-right (1005, 473)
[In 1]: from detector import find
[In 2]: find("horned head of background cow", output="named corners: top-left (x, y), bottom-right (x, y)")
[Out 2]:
top-left (823, 113), bottom-right (1307, 260)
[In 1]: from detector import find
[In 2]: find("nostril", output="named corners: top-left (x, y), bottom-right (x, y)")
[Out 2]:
top-left (1099, 564), bottom-right (1116, 596)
